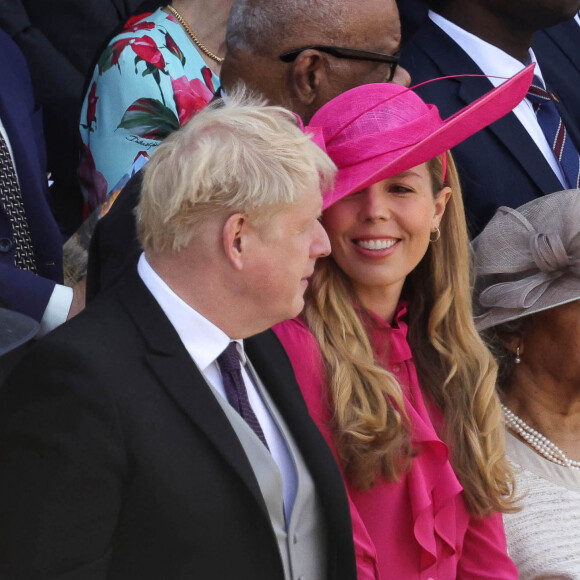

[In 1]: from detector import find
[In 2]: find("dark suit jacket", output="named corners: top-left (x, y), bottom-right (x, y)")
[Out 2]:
top-left (0, 267), bottom-right (357, 580)
top-left (400, 19), bottom-right (580, 235)
top-left (0, 28), bottom-right (63, 320)
top-left (534, 19), bottom-right (580, 132)
top-left (0, 0), bottom-right (159, 234)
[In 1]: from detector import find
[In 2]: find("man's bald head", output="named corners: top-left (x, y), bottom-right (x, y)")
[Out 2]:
top-left (221, 0), bottom-right (410, 122)
top-left (226, 0), bottom-right (346, 54)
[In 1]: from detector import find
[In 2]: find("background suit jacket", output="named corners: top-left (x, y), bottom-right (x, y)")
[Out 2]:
top-left (0, 266), bottom-right (357, 580)
top-left (0, 28), bottom-right (63, 321)
top-left (400, 19), bottom-right (580, 235)
top-left (534, 18), bottom-right (580, 132)
top-left (0, 0), bottom-right (160, 234)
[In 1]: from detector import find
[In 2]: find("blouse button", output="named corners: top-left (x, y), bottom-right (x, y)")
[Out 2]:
top-left (393, 364), bottom-right (401, 373)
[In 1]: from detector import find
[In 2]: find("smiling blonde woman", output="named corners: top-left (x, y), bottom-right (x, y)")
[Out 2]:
top-left (274, 67), bottom-right (534, 579)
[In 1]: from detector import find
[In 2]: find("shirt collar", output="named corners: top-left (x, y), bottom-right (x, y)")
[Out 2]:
top-left (137, 253), bottom-right (246, 370)
top-left (428, 10), bottom-right (545, 86)
top-left (364, 301), bottom-right (412, 364)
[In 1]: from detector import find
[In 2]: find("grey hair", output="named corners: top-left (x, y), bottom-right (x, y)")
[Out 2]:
top-left (136, 86), bottom-right (336, 253)
top-left (226, 0), bottom-right (347, 53)
top-left (480, 318), bottom-right (525, 392)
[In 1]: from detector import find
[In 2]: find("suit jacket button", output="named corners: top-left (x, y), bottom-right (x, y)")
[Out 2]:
top-left (0, 238), bottom-right (14, 253)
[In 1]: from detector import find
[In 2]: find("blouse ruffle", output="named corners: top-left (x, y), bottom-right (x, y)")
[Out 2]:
top-left (364, 304), bottom-right (465, 571)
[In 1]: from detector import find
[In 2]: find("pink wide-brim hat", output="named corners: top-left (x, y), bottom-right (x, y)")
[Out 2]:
top-left (306, 64), bottom-right (534, 210)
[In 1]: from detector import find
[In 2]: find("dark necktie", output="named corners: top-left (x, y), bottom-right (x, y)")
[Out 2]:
top-left (527, 75), bottom-right (580, 189)
top-left (0, 130), bottom-right (37, 272)
top-left (217, 342), bottom-right (269, 449)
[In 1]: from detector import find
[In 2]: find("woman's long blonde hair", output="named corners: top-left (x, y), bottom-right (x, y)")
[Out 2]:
top-left (303, 154), bottom-right (516, 516)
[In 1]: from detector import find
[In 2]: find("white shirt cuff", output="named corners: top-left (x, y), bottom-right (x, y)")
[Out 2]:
top-left (37, 284), bottom-right (74, 338)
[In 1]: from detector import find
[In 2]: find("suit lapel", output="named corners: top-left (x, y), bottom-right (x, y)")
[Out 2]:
top-left (246, 330), bottom-right (357, 580)
top-left (542, 21), bottom-right (580, 72)
top-left (116, 270), bottom-right (269, 517)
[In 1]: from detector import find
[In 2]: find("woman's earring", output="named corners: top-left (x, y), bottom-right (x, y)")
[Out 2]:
top-left (429, 226), bottom-right (441, 243)
top-left (514, 347), bottom-right (521, 364)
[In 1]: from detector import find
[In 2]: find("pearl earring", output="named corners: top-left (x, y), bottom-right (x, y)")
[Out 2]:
top-left (514, 347), bottom-right (521, 364)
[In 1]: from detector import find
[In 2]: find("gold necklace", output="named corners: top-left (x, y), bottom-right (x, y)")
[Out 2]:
top-left (166, 5), bottom-right (223, 64)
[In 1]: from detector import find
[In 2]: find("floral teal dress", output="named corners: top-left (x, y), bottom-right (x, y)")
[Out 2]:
top-left (79, 8), bottom-right (218, 211)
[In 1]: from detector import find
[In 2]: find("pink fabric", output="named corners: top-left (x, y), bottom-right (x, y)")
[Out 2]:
top-left (274, 305), bottom-right (517, 580)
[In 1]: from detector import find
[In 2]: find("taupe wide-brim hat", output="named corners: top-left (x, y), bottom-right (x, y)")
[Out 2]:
top-left (0, 308), bottom-right (39, 356)
top-left (472, 189), bottom-right (580, 331)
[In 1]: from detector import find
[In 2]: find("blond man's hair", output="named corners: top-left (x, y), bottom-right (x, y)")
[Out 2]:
top-left (137, 88), bottom-right (336, 253)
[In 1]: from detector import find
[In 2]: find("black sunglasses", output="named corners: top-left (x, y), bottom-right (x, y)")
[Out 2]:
top-left (279, 45), bottom-right (399, 82)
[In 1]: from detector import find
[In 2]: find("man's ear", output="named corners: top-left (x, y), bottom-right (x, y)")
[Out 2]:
top-left (290, 50), bottom-right (326, 108)
top-left (223, 213), bottom-right (247, 270)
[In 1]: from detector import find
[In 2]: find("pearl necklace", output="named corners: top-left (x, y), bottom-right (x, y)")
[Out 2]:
top-left (166, 5), bottom-right (223, 64)
top-left (502, 404), bottom-right (580, 470)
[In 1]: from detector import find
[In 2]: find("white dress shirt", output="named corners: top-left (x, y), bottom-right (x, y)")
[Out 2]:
top-left (429, 11), bottom-right (569, 188)
top-left (138, 253), bottom-right (298, 519)
top-left (0, 117), bottom-right (73, 337)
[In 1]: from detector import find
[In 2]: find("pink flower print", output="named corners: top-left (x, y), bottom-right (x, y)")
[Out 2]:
top-left (201, 66), bottom-right (215, 93)
top-left (110, 37), bottom-right (133, 67)
top-left (165, 31), bottom-right (186, 65)
top-left (170, 76), bottom-right (213, 126)
top-left (123, 13), bottom-right (154, 30)
top-left (131, 35), bottom-right (166, 70)
top-left (86, 82), bottom-right (98, 128)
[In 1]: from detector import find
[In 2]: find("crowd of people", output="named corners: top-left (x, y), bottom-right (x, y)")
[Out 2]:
top-left (0, 0), bottom-right (579, 578)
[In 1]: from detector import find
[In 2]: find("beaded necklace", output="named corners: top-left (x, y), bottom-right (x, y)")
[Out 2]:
top-left (502, 404), bottom-right (580, 470)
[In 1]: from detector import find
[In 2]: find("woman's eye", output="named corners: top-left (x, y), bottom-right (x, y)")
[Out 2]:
top-left (389, 185), bottom-right (413, 194)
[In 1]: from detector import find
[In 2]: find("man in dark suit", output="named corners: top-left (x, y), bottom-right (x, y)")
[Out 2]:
top-left (0, 28), bottom-right (83, 338)
top-left (0, 0), bottom-right (151, 234)
top-left (87, 0), bottom-right (411, 299)
top-left (0, 93), bottom-right (357, 580)
top-left (400, 0), bottom-right (580, 235)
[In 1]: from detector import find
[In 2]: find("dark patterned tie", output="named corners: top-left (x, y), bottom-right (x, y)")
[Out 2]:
top-left (0, 130), bottom-right (37, 272)
top-left (527, 75), bottom-right (580, 189)
top-left (217, 342), bottom-right (269, 449)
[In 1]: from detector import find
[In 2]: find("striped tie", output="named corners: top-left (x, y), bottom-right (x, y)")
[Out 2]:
top-left (527, 75), bottom-right (580, 189)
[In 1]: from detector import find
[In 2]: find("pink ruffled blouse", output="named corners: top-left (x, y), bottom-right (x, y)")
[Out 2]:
top-left (274, 305), bottom-right (517, 580)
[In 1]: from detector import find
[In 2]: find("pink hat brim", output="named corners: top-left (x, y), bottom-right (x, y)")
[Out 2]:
top-left (312, 64), bottom-right (534, 210)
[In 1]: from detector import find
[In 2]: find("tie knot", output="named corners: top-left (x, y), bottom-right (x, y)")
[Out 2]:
top-left (527, 75), bottom-right (551, 107)
top-left (217, 342), bottom-right (241, 375)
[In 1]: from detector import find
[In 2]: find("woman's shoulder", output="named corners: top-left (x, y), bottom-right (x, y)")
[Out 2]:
top-left (273, 319), bottom-right (324, 380)
top-left (273, 318), bottom-right (318, 357)
top-left (274, 318), bottom-right (329, 424)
